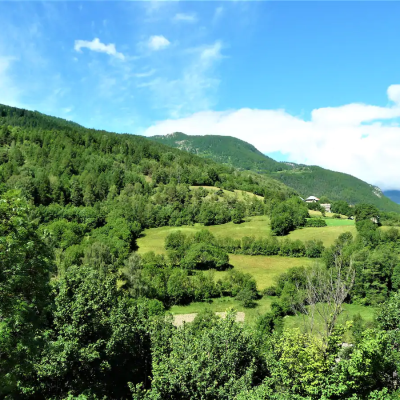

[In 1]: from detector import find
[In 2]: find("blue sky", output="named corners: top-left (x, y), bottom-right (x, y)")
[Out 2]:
top-left (2, 1), bottom-right (400, 189)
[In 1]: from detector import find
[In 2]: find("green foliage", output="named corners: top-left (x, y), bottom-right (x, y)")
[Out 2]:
top-left (37, 265), bottom-right (153, 399)
top-left (150, 132), bottom-right (291, 173)
top-left (331, 200), bottom-right (353, 216)
top-left (190, 308), bottom-right (220, 332)
top-left (165, 230), bottom-right (230, 270)
top-left (0, 191), bottom-right (53, 397)
top-left (143, 311), bottom-right (265, 400)
top-left (219, 269), bottom-right (258, 299)
top-left (355, 203), bottom-right (380, 223)
top-left (270, 197), bottom-right (309, 236)
top-left (181, 243), bottom-right (229, 271)
top-left (352, 244), bottom-right (400, 305)
top-left (0, 103), bottom-right (294, 275)
top-left (3, 107), bottom-right (400, 400)
top-left (236, 287), bottom-right (258, 308)
top-left (305, 217), bottom-right (328, 227)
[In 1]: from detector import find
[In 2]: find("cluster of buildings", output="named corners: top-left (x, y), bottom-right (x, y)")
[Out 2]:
top-left (300, 195), bottom-right (331, 213)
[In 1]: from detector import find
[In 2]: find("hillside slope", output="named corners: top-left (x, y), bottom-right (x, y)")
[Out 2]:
top-left (150, 132), bottom-right (400, 212)
top-left (151, 132), bottom-right (290, 173)
top-left (0, 104), bottom-right (294, 203)
top-left (272, 166), bottom-right (398, 211)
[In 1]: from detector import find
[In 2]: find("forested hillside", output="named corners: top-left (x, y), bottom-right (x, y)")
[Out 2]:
top-left (0, 104), bottom-right (293, 207)
top-left (0, 104), bottom-right (295, 270)
top-left (272, 166), bottom-right (400, 212)
top-left (150, 132), bottom-right (400, 212)
top-left (151, 132), bottom-right (290, 172)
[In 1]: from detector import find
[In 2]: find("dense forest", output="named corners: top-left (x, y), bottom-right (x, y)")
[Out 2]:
top-left (3, 105), bottom-right (400, 399)
top-left (150, 132), bottom-right (400, 212)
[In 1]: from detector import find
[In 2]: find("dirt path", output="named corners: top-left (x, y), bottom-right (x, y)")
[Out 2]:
top-left (173, 312), bottom-right (245, 327)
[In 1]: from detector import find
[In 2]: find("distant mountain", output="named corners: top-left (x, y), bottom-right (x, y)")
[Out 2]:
top-left (150, 132), bottom-right (400, 213)
top-left (384, 190), bottom-right (400, 204)
top-left (150, 132), bottom-right (291, 173)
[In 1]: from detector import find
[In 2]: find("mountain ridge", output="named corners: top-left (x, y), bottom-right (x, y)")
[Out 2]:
top-left (150, 132), bottom-right (400, 212)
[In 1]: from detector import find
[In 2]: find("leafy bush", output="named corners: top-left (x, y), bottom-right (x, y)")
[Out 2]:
top-left (305, 239), bottom-right (325, 258)
top-left (262, 286), bottom-right (277, 296)
top-left (305, 218), bottom-right (327, 227)
top-left (236, 287), bottom-right (257, 308)
top-left (181, 243), bottom-right (229, 271)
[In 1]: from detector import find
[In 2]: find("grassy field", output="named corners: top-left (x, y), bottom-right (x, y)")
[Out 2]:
top-left (324, 219), bottom-right (355, 226)
top-left (215, 255), bottom-right (315, 290)
top-left (287, 225), bottom-right (356, 247)
top-left (137, 216), bottom-right (271, 254)
top-left (137, 216), bottom-right (355, 290)
top-left (137, 215), bottom-right (357, 254)
top-left (283, 303), bottom-right (376, 340)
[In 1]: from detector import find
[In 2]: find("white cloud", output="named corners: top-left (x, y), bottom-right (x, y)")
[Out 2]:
top-left (173, 13), bottom-right (197, 23)
top-left (200, 41), bottom-right (223, 65)
top-left (142, 41), bottom-right (225, 118)
top-left (388, 84), bottom-right (400, 104)
top-left (144, 84), bottom-right (400, 190)
top-left (74, 38), bottom-right (125, 60)
top-left (148, 35), bottom-right (171, 51)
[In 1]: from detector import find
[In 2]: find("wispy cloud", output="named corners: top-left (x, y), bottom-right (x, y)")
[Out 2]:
top-left (173, 13), bottom-right (197, 23)
top-left (74, 38), bottom-right (125, 60)
top-left (200, 41), bottom-right (223, 66)
top-left (213, 6), bottom-right (224, 22)
top-left (135, 69), bottom-right (156, 78)
top-left (148, 35), bottom-right (171, 51)
top-left (141, 40), bottom-right (226, 118)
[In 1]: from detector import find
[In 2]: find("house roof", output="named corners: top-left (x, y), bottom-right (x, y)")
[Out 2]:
top-left (306, 196), bottom-right (320, 201)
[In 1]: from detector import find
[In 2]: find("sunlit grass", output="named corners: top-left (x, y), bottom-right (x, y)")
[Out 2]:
top-left (215, 255), bottom-right (315, 290)
top-left (137, 216), bottom-right (271, 255)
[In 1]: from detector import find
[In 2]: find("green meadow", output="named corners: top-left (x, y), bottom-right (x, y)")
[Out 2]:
top-left (214, 254), bottom-right (315, 290)
top-left (137, 215), bottom-right (357, 290)
top-left (137, 214), bottom-right (374, 330)
top-left (137, 215), bottom-right (357, 254)
top-left (136, 215), bottom-right (272, 254)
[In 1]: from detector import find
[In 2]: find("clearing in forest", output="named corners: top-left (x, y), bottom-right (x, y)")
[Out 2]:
top-left (137, 215), bottom-right (357, 254)
top-left (214, 255), bottom-right (315, 290)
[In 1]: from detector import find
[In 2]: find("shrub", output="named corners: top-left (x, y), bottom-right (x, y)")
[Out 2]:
top-left (232, 208), bottom-right (244, 224)
top-left (236, 287), bottom-right (257, 308)
top-left (181, 243), bottom-right (229, 271)
top-left (262, 286), bottom-right (277, 296)
top-left (305, 239), bottom-right (325, 258)
top-left (305, 218), bottom-right (327, 227)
